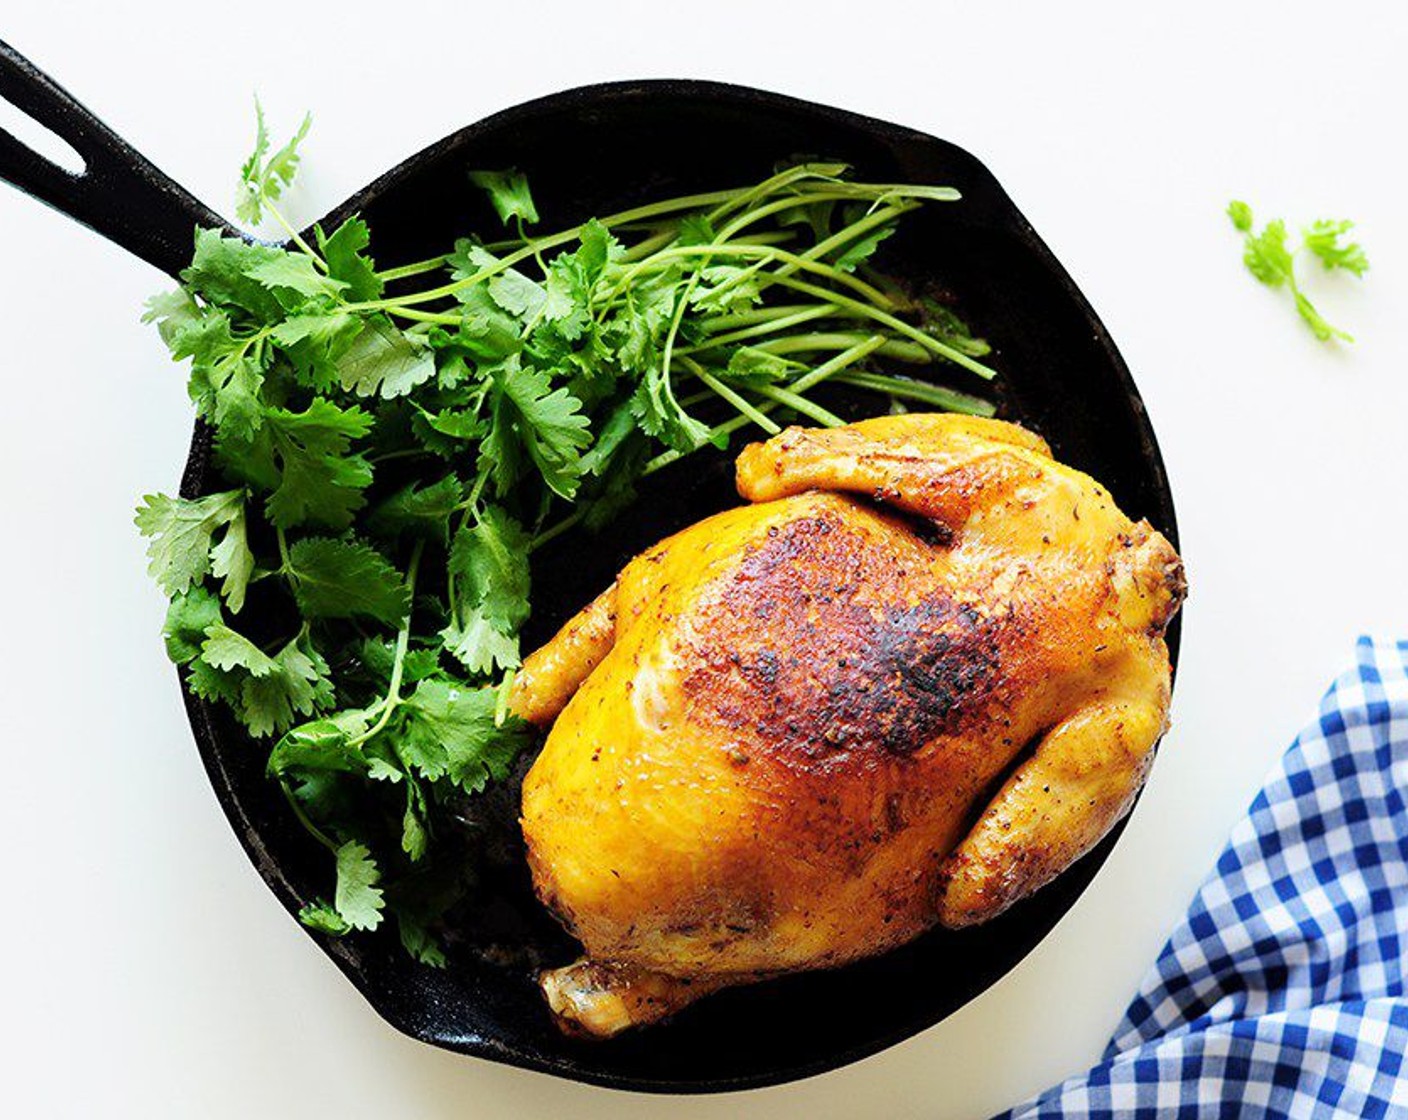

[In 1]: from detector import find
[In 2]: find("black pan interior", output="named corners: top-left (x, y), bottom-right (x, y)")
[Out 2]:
top-left (179, 81), bottom-right (1179, 1093)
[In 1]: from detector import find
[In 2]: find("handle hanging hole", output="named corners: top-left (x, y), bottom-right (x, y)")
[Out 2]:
top-left (0, 95), bottom-right (86, 175)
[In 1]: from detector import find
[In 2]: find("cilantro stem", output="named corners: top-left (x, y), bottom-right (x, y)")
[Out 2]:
top-left (656, 262), bottom-right (710, 438)
top-left (275, 526), bottom-right (294, 571)
top-left (689, 201), bottom-right (912, 314)
top-left (704, 163), bottom-right (849, 224)
top-left (682, 304), bottom-right (843, 352)
top-left (533, 336), bottom-right (974, 549)
top-left (493, 670), bottom-right (517, 727)
top-left (600, 243), bottom-right (894, 312)
top-left (836, 370), bottom-right (996, 416)
top-left (750, 331), bottom-right (931, 363)
top-left (358, 187), bottom-right (769, 307)
top-left (280, 778), bottom-right (339, 853)
top-left (528, 511), bottom-right (582, 553)
top-left (771, 276), bottom-right (996, 380)
top-left (784, 334), bottom-right (890, 394)
top-left (689, 363), bottom-right (783, 435)
top-left (261, 195), bottom-right (327, 270)
top-left (699, 303), bottom-right (824, 331)
top-left (613, 227), bottom-right (797, 267)
top-left (776, 203), bottom-right (912, 278)
top-left (640, 335), bottom-right (888, 476)
top-left (351, 541), bottom-right (423, 748)
top-left (753, 384), bottom-right (845, 427)
top-left (359, 180), bottom-right (946, 321)
top-left (385, 306), bottom-right (462, 327)
top-left (789, 181), bottom-right (962, 204)
top-left (376, 258), bottom-right (443, 283)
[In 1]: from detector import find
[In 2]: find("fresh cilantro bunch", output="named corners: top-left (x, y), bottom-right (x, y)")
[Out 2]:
top-left (1227, 200), bottom-right (1369, 342)
top-left (137, 111), bottom-right (997, 962)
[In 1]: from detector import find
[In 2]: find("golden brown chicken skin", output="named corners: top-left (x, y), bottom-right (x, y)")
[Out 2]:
top-left (513, 414), bottom-right (1185, 1038)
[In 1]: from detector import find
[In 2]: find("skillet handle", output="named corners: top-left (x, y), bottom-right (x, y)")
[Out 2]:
top-left (0, 40), bottom-right (227, 278)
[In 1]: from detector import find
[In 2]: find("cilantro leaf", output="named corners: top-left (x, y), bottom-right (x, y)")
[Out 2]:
top-left (401, 786), bottom-right (429, 862)
top-left (397, 916), bottom-right (446, 966)
top-left (263, 113), bottom-right (312, 204)
top-left (448, 285), bottom-right (522, 360)
top-left (630, 372), bottom-right (710, 454)
top-left (237, 637), bottom-right (336, 738)
top-left (1242, 218), bottom-right (1293, 287)
top-left (833, 222), bottom-right (896, 273)
top-left (541, 251), bottom-right (596, 338)
top-left (135, 489), bottom-right (247, 598)
top-left (1303, 219), bottom-right (1369, 276)
top-left (268, 712), bottom-right (371, 777)
top-left (235, 99), bottom-right (273, 226)
top-left (366, 476), bottom-right (464, 544)
top-left (182, 228), bottom-right (287, 322)
top-left (1229, 200), bottom-right (1364, 343)
top-left (146, 299), bottom-right (269, 440)
top-left (245, 252), bottom-right (348, 302)
top-left (271, 311), bottom-right (359, 348)
top-left (440, 614), bottom-right (522, 676)
top-left (286, 537), bottom-right (410, 626)
top-left (223, 399), bottom-right (374, 530)
top-left (237, 101), bottom-right (311, 227)
top-left (448, 506), bottom-right (531, 635)
top-left (396, 678), bottom-right (531, 794)
top-left (353, 638), bottom-right (440, 690)
top-left (921, 299), bottom-right (993, 358)
top-left (576, 218), bottom-right (623, 280)
top-left (469, 169), bottom-right (539, 226)
top-left (317, 218), bottom-right (384, 302)
top-left (484, 357), bottom-right (592, 499)
top-left (201, 624), bottom-right (278, 675)
top-left (142, 288), bottom-right (204, 349)
top-left (607, 269), bottom-right (677, 374)
top-left (194, 349), bottom-right (267, 442)
top-left (208, 501), bottom-right (255, 612)
top-left (336, 318), bottom-right (436, 399)
top-left (720, 346), bottom-right (791, 388)
top-left (185, 658), bottom-right (244, 708)
top-left (333, 841), bottom-right (385, 931)
top-left (689, 263), bottom-right (765, 315)
top-left (677, 214), bottom-right (714, 246)
top-left (163, 586), bottom-right (224, 664)
top-left (299, 902), bottom-right (352, 936)
top-left (441, 505), bottom-right (533, 674)
top-left (489, 268), bottom-right (548, 322)
top-left (368, 757), bottom-right (402, 782)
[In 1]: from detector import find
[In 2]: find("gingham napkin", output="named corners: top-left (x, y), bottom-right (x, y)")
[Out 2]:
top-left (1001, 638), bottom-right (1408, 1119)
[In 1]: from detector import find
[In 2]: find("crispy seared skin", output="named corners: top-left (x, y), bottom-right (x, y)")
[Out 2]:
top-left (516, 415), bottom-right (1185, 1037)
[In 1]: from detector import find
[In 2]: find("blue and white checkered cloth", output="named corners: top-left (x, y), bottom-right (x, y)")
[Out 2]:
top-left (1002, 637), bottom-right (1408, 1119)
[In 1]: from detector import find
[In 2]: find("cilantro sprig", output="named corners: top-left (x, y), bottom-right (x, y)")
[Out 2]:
top-left (139, 110), bottom-right (997, 959)
top-left (1227, 199), bottom-right (1369, 342)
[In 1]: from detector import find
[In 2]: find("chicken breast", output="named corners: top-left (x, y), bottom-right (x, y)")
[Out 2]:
top-left (513, 414), bottom-right (1185, 1037)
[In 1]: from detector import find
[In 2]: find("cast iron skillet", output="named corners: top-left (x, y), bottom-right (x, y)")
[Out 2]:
top-left (0, 40), bottom-right (1180, 1093)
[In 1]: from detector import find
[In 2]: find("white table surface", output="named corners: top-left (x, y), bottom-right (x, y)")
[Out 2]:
top-left (2, 2), bottom-right (1404, 1116)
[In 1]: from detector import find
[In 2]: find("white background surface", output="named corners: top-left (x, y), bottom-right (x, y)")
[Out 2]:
top-left (1, 2), bottom-right (1404, 1116)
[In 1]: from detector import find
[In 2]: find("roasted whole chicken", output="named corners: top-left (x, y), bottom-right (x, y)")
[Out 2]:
top-left (512, 414), bottom-right (1185, 1037)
